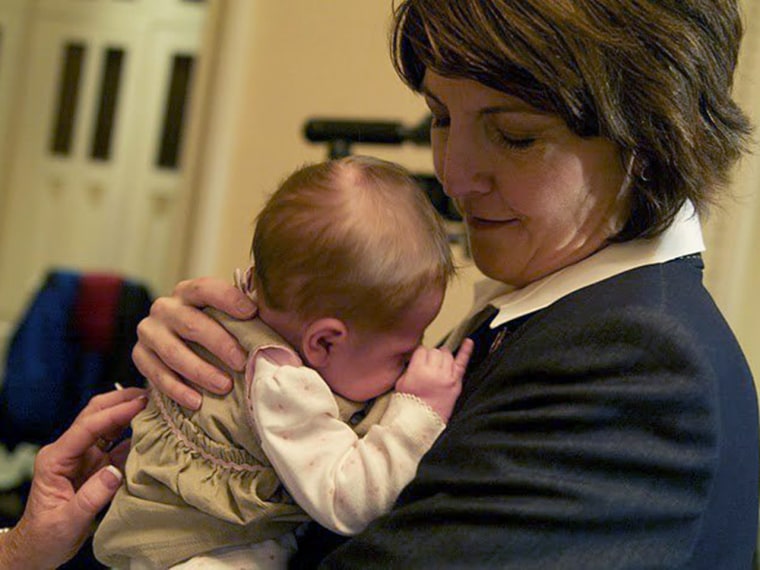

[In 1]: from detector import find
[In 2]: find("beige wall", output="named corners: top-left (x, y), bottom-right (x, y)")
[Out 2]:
top-left (702, 0), bottom-right (760, 380)
top-left (216, 2), bottom-right (430, 269)
top-left (182, 1), bottom-right (480, 344)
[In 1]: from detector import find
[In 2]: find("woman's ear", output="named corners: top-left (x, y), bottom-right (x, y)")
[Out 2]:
top-left (301, 318), bottom-right (349, 367)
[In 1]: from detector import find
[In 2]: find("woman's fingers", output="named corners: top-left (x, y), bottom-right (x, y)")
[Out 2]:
top-left (108, 439), bottom-right (132, 470)
top-left (135, 302), bottom-right (241, 395)
top-left (27, 465), bottom-right (124, 569)
top-left (149, 295), bottom-right (248, 371)
top-left (8, 390), bottom-right (146, 569)
top-left (173, 276), bottom-right (257, 320)
top-left (71, 465), bottom-right (123, 518)
top-left (132, 342), bottom-right (204, 409)
top-left (131, 275), bottom-right (259, 408)
top-left (82, 385), bottom-right (146, 414)
top-left (52, 390), bottom-right (147, 462)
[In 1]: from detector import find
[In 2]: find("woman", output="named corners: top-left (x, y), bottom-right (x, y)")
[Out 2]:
top-left (133, 0), bottom-right (758, 567)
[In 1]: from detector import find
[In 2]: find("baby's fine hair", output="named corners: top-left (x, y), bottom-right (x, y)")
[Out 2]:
top-left (252, 155), bottom-right (454, 332)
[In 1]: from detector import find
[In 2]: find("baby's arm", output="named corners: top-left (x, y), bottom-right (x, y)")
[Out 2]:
top-left (251, 341), bottom-right (472, 536)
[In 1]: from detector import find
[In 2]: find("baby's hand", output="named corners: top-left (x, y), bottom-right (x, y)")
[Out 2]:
top-left (395, 338), bottom-right (474, 423)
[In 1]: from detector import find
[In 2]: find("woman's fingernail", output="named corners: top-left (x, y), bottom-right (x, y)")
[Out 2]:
top-left (213, 375), bottom-right (232, 392)
top-left (102, 465), bottom-right (123, 490)
top-left (229, 348), bottom-right (247, 371)
top-left (187, 392), bottom-right (203, 410)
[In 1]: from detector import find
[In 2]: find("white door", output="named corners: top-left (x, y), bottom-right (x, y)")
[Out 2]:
top-left (0, 0), bottom-right (209, 325)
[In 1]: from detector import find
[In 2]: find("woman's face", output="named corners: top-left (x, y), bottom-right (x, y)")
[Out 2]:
top-left (422, 71), bottom-right (630, 287)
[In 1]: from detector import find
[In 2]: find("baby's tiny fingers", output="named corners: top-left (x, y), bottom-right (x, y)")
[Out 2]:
top-left (424, 348), bottom-right (445, 367)
top-left (454, 339), bottom-right (475, 370)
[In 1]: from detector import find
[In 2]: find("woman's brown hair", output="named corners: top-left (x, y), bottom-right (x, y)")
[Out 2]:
top-left (391, 0), bottom-right (752, 240)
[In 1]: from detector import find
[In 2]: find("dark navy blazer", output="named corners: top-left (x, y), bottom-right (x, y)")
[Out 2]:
top-left (294, 255), bottom-right (758, 569)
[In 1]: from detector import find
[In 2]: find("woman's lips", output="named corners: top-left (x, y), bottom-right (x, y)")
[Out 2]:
top-left (465, 214), bottom-right (518, 229)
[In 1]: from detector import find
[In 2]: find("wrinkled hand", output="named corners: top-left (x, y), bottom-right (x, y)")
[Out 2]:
top-left (395, 338), bottom-right (474, 422)
top-left (132, 276), bottom-right (257, 409)
top-left (0, 388), bottom-right (147, 569)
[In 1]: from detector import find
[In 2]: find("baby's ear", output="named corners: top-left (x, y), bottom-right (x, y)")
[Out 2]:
top-left (301, 318), bottom-right (348, 367)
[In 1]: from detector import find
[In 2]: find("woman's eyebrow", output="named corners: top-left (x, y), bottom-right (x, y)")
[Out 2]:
top-left (481, 105), bottom-right (538, 115)
top-left (421, 84), bottom-right (546, 116)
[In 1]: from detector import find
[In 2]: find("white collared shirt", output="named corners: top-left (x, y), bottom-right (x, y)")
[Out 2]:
top-left (444, 202), bottom-right (704, 349)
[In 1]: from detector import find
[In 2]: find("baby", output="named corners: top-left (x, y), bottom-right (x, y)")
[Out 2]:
top-left (94, 155), bottom-right (473, 569)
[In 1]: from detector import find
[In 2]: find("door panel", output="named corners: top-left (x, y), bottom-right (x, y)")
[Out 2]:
top-left (0, 0), bottom-right (208, 321)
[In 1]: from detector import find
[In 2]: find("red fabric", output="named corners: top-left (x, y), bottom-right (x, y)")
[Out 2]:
top-left (73, 273), bottom-right (123, 352)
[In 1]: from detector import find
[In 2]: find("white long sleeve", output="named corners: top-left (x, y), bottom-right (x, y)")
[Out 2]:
top-left (250, 355), bottom-right (445, 536)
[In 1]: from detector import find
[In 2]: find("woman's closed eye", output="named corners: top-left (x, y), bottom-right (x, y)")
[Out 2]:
top-left (486, 122), bottom-right (536, 151)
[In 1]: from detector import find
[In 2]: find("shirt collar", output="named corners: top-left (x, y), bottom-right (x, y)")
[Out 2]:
top-left (470, 201), bottom-right (704, 330)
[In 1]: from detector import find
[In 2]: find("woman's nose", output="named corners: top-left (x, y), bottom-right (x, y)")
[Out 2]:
top-left (435, 127), bottom-right (490, 199)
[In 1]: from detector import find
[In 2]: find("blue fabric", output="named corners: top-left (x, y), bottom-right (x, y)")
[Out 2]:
top-left (0, 271), bottom-right (151, 449)
top-left (0, 271), bottom-right (80, 447)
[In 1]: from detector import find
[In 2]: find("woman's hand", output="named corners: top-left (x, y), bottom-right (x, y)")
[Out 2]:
top-left (395, 338), bottom-right (474, 422)
top-left (0, 388), bottom-right (147, 569)
top-left (132, 276), bottom-right (257, 409)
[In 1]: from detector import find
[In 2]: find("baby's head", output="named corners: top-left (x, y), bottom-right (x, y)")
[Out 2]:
top-left (252, 155), bottom-right (454, 401)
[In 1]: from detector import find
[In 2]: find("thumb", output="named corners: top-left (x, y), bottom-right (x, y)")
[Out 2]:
top-left (65, 465), bottom-right (123, 533)
top-left (453, 338), bottom-right (475, 379)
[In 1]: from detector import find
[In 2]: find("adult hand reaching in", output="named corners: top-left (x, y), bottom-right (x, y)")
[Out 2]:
top-left (0, 387), bottom-right (147, 569)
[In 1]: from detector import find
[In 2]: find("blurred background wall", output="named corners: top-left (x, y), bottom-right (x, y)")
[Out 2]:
top-left (702, 0), bottom-right (760, 387)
